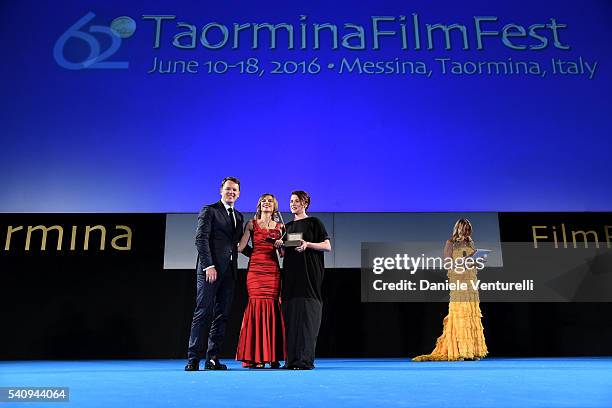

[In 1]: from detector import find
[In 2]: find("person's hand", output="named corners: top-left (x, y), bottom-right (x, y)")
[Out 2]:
top-left (206, 267), bottom-right (217, 283)
top-left (274, 239), bottom-right (284, 248)
top-left (296, 240), bottom-right (309, 252)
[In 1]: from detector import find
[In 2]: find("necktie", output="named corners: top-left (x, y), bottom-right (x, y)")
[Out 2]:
top-left (228, 207), bottom-right (236, 229)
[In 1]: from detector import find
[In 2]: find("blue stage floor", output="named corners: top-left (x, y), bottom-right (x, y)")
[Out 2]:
top-left (1, 358), bottom-right (611, 407)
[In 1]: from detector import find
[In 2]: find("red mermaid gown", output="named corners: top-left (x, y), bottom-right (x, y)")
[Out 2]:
top-left (236, 220), bottom-right (286, 364)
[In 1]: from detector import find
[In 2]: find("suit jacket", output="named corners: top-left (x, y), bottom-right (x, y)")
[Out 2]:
top-left (195, 200), bottom-right (245, 278)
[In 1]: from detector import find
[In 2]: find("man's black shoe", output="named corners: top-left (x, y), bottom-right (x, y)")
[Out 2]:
top-left (204, 358), bottom-right (228, 370)
top-left (184, 360), bottom-right (199, 371)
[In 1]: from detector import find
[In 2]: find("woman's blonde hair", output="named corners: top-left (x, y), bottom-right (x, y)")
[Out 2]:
top-left (255, 193), bottom-right (279, 220)
top-left (450, 218), bottom-right (473, 243)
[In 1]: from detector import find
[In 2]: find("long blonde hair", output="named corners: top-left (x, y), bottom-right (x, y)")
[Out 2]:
top-left (450, 218), bottom-right (474, 243)
top-left (255, 193), bottom-right (279, 220)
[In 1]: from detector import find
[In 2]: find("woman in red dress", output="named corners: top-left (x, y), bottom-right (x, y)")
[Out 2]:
top-left (236, 193), bottom-right (285, 368)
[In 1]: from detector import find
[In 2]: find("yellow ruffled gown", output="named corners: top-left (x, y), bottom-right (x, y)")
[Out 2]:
top-left (413, 241), bottom-right (488, 361)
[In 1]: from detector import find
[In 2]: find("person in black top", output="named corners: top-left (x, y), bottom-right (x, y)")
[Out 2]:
top-left (276, 190), bottom-right (331, 369)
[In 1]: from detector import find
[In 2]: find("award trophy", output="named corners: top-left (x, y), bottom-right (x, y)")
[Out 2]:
top-left (264, 211), bottom-right (285, 244)
top-left (284, 232), bottom-right (303, 247)
top-left (263, 211), bottom-right (302, 247)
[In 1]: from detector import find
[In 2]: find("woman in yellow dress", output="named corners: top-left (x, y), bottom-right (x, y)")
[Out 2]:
top-left (413, 218), bottom-right (488, 361)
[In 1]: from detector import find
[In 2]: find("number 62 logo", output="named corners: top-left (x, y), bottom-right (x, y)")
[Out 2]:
top-left (54, 12), bottom-right (134, 70)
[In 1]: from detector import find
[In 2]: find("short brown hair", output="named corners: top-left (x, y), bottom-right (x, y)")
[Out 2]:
top-left (221, 176), bottom-right (240, 190)
top-left (291, 190), bottom-right (310, 210)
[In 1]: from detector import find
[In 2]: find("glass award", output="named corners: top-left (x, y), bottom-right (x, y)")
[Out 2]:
top-left (265, 211), bottom-right (285, 243)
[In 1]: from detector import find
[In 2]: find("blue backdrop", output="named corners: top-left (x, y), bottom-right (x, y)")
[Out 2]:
top-left (1, 0), bottom-right (610, 212)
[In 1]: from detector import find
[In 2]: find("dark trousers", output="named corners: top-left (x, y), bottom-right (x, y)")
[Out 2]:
top-left (187, 266), bottom-right (235, 361)
top-left (282, 297), bottom-right (323, 369)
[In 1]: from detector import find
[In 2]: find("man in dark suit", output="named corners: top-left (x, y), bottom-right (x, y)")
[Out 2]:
top-left (185, 176), bottom-right (247, 371)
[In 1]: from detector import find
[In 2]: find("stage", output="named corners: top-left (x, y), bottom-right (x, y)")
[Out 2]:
top-left (2, 358), bottom-right (610, 407)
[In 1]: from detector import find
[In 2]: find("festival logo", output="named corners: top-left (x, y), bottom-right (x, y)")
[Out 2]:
top-left (53, 12), bottom-right (135, 70)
